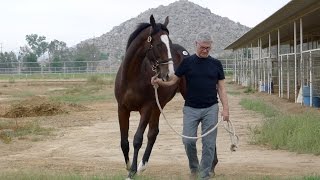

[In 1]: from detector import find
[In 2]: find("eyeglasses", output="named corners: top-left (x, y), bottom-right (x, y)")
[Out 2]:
top-left (197, 42), bottom-right (211, 51)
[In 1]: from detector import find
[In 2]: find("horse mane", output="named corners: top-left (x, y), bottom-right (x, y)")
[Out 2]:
top-left (126, 22), bottom-right (169, 50)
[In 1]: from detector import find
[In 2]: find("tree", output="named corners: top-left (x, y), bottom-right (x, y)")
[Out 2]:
top-left (73, 43), bottom-right (100, 62)
top-left (18, 45), bottom-right (39, 70)
top-left (25, 34), bottom-right (48, 57)
top-left (48, 39), bottom-right (70, 70)
top-left (70, 43), bottom-right (101, 71)
top-left (0, 51), bottom-right (18, 69)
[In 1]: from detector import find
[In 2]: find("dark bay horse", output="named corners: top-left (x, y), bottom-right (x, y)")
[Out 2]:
top-left (114, 15), bottom-right (218, 179)
top-left (115, 15), bottom-right (182, 178)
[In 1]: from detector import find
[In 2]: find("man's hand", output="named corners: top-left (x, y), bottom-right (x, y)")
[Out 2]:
top-left (151, 76), bottom-right (160, 87)
top-left (221, 109), bottom-right (229, 121)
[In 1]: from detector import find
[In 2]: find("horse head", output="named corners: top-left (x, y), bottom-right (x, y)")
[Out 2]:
top-left (146, 15), bottom-right (174, 81)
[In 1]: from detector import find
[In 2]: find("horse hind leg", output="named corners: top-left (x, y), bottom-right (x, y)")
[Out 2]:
top-left (118, 107), bottom-right (131, 171)
top-left (138, 111), bottom-right (160, 173)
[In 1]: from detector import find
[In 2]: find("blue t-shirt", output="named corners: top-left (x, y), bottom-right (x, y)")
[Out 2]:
top-left (175, 54), bottom-right (225, 108)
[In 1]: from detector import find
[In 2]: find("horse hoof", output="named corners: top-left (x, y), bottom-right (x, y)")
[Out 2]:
top-left (137, 160), bottom-right (148, 173)
top-left (126, 160), bottom-right (131, 171)
top-left (126, 170), bottom-right (136, 180)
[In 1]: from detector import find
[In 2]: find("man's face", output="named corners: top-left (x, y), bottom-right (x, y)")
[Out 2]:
top-left (196, 41), bottom-right (212, 58)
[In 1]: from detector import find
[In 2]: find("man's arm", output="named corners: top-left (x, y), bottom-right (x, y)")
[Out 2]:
top-left (151, 74), bottom-right (180, 87)
top-left (217, 79), bottom-right (229, 121)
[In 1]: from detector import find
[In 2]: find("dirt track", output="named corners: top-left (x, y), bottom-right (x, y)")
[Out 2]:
top-left (0, 83), bottom-right (320, 179)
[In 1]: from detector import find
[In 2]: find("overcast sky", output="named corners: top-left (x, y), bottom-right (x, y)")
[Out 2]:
top-left (0, 0), bottom-right (291, 52)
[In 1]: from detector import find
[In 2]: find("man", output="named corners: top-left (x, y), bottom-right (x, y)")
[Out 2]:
top-left (151, 31), bottom-right (229, 180)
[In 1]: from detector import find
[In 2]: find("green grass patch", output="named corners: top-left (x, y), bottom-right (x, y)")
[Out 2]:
top-left (242, 98), bottom-right (320, 155)
top-left (0, 73), bottom-right (117, 81)
top-left (244, 86), bottom-right (256, 94)
top-left (0, 120), bottom-right (54, 143)
top-left (11, 91), bottom-right (36, 98)
top-left (0, 171), bottom-right (163, 180)
top-left (254, 113), bottom-right (320, 154)
top-left (50, 83), bottom-right (114, 104)
top-left (0, 171), bottom-right (318, 180)
top-left (240, 98), bottom-right (279, 118)
top-left (227, 91), bottom-right (241, 96)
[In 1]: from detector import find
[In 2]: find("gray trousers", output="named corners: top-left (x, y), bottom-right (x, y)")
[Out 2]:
top-left (182, 104), bottom-right (219, 179)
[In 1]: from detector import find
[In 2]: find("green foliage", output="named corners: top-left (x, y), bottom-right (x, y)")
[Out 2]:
top-left (100, 52), bottom-right (109, 60)
top-left (48, 39), bottom-right (70, 71)
top-left (0, 52), bottom-right (18, 68)
top-left (24, 53), bottom-right (39, 68)
top-left (25, 34), bottom-right (48, 57)
top-left (242, 98), bottom-right (320, 155)
top-left (74, 57), bottom-right (87, 70)
top-left (72, 43), bottom-right (101, 62)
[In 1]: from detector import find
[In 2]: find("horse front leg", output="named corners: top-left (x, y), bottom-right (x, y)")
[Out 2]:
top-left (138, 110), bottom-right (160, 173)
top-left (118, 106), bottom-right (131, 171)
top-left (127, 107), bottom-right (151, 179)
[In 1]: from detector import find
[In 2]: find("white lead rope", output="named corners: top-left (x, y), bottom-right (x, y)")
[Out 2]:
top-left (153, 85), bottom-right (239, 151)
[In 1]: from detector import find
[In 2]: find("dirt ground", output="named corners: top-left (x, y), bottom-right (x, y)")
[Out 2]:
top-left (0, 81), bottom-right (320, 179)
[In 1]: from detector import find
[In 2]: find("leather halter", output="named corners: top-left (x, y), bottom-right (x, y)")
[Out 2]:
top-left (146, 28), bottom-right (173, 72)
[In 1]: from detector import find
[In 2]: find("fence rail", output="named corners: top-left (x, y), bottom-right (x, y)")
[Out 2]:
top-left (0, 59), bottom-right (235, 76)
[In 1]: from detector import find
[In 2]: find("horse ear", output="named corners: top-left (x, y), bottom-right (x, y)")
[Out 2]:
top-left (163, 16), bottom-right (169, 27)
top-left (150, 15), bottom-right (156, 28)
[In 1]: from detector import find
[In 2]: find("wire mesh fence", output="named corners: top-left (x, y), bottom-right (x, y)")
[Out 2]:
top-left (234, 48), bottom-right (320, 107)
top-left (0, 59), bottom-right (235, 80)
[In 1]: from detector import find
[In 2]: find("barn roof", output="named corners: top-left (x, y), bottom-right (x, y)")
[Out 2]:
top-left (225, 0), bottom-right (320, 50)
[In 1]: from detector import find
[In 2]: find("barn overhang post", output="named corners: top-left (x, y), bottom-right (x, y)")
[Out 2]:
top-left (233, 50), bottom-right (238, 83)
top-left (278, 28), bottom-right (281, 98)
top-left (299, 18), bottom-right (304, 105)
top-left (258, 38), bottom-right (261, 91)
top-left (245, 45), bottom-right (249, 87)
top-left (309, 51), bottom-right (313, 107)
top-left (268, 33), bottom-right (272, 94)
top-left (287, 53), bottom-right (290, 100)
top-left (249, 46), bottom-right (252, 88)
top-left (294, 20), bottom-right (298, 103)
top-left (240, 48), bottom-right (243, 85)
top-left (250, 47), bottom-right (253, 87)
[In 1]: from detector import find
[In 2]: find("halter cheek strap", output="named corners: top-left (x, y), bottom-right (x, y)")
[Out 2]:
top-left (147, 27), bottom-right (173, 72)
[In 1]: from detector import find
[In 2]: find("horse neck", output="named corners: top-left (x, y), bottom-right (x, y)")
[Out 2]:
top-left (122, 28), bottom-right (151, 80)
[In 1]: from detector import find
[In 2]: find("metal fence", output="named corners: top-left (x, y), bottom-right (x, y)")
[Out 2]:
top-left (0, 59), bottom-right (235, 76)
top-left (234, 48), bottom-right (320, 107)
